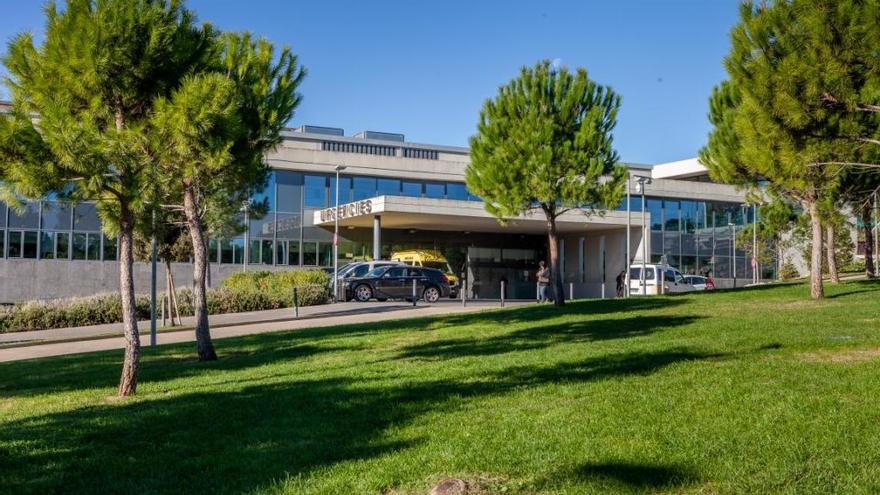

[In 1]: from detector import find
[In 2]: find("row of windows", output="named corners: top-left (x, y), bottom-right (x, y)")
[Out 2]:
top-left (402, 148), bottom-right (439, 160)
top-left (319, 141), bottom-right (441, 160)
top-left (207, 238), bottom-right (346, 267)
top-left (618, 197), bottom-right (754, 231)
top-left (1, 230), bottom-right (117, 261)
top-left (321, 141), bottom-right (397, 156)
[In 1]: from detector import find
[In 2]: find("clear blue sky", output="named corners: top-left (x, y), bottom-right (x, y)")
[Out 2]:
top-left (0, 1), bottom-right (740, 164)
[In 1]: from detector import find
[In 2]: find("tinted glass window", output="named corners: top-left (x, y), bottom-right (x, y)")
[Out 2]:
top-left (377, 178), bottom-right (400, 196)
top-left (329, 176), bottom-right (352, 203)
top-left (9, 201), bottom-right (39, 229)
top-left (251, 171), bottom-right (276, 211)
top-left (40, 232), bottom-right (55, 259)
top-left (276, 171), bottom-right (303, 212)
top-left (401, 182), bottom-right (422, 197)
top-left (41, 201), bottom-right (72, 230)
top-left (366, 266), bottom-right (388, 277)
top-left (74, 203), bottom-right (101, 231)
top-left (446, 183), bottom-right (468, 200)
top-left (303, 175), bottom-right (327, 208)
top-left (352, 264), bottom-right (371, 277)
top-left (629, 267), bottom-right (655, 280)
top-left (352, 177), bottom-right (376, 201)
top-left (385, 267), bottom-right (406, 278)
top-left (424, 183), bottom-right (445, 199)
top-left (647, 199), bottom-right (663, 231)
top-left (56, 232), bottom-right (70, 259)
top-left (8, 231), bottom-right (22, 258)
top-left (664, 200), bottom-right (680, 231)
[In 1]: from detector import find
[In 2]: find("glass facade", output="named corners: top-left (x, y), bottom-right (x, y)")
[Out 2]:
top-left (0, 170), bottom-right (768, 280)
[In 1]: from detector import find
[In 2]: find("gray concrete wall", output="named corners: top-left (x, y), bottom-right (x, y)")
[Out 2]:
top-left (0, 260), bottom-right (290, 303)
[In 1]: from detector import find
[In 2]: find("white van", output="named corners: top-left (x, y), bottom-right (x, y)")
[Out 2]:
top-left (628, 264), bottom-right (696, 296)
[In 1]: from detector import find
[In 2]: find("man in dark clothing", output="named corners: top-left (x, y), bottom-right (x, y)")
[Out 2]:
top-left (616, 270), bottom-right (627, 298)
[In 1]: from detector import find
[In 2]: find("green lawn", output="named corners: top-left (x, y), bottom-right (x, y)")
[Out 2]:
top-left (2, 281), bottom-right (880, 494)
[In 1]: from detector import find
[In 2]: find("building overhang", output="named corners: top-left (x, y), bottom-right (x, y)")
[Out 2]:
top-left (312, 195), bottom-right (643, 235)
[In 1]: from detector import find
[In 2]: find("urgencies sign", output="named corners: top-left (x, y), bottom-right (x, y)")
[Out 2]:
top-left (320, 199), bottom-right (373, 222)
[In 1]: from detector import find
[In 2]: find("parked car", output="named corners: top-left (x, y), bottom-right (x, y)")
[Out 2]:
top-left (627, 264), bottom-right (697, 295)
top-left (344, 265), bottom-right (451, 303)
top-left (330, 260), bottom-right (404, 301)
top-left (390, 249), bottom-right (460, 297)
top-left (682, 275), bottom-right (714, 291)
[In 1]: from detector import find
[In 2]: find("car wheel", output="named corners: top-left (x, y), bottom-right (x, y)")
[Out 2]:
top-left (423, 286), bottom-right (441, 303)
top-left (354, 284), bottom-right (373, 302)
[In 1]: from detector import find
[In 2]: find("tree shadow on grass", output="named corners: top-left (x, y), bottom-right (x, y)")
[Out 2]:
top-left (0, 347), bottom-right (721, 495)
top-left (397, 315), bottom-right (702, 361)
top-left (567, 461), bottom-right (700, 491)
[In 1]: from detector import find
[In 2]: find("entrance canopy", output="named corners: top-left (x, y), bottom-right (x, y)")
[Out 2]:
top-left (313, 195), bottom-right (643, 234)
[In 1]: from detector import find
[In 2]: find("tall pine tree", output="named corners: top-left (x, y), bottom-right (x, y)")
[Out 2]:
top-left (467, 61), bottom-right (625, 305)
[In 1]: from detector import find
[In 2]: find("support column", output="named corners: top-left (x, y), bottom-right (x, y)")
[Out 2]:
top-left (373, 215), bottom-right (381, 260)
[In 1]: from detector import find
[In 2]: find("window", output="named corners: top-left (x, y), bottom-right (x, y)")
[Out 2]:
top-left (318, 242), bottom-right (333, 266)
top-left (302, 242), bottom-right (317, 265)
top-left (352, 177), bottom-right (376, 201)
top-left (424, 183), bottom-right (445, 199)
top-left (351, 264), bottom-right (371, 277)
top-left (8, 202), bottom-right (39, 229)
top-left (40, 232), bottom-right (55, 259)
top-left (289, 240), bottom-right (300, 265)
top-left (0, 231), bottom-right (4, 258)
top-left (261, 239), bottom-right (274, 265)
top-left (275, 240), bottom-right (288, 265)
top-left (72, 233), bottom-right (87, 260)
top-left (103, 235), bottom-right (118, 261)
top-left (329, 176), bottom-right (352, 204)
top-left (446, 183), bottom-right (468, 200)
top-left (276, 171), bottom-right (303, 212)
top-left (208, 238), bottom-right (219, 263)
top-left (73, 203), bottom-right (101, 231)
top-left (232, 239), bottom-right (245, 264)
top-left (303, 175), bottom-right (327, 208)
top-left (249, 239), bottom-right (262, 264)
top-left (629, 266), bottom-right (655, 281)
top-left (384, 267), bottom-right (407, 278)
top-left (8, 231), bottom-right (22, 258)
top-left (86, 234), bottom-right (99, 260)
top-left (647, 198), bottom-right (663, 231)
top-left (251, 171), bottom-right (276, 211)
top-left (218, 239), bottom-right (232, 264)
top-left (41, 201), bottom-right (72, 230)
top-left (664, 200), bottom-right (680, 232)
top-left (377, 178), bottom-right (401, 196)
top-left (402, 181), bottom-right (422, 197)
top-left (21, 231), bottom-right (37, 258)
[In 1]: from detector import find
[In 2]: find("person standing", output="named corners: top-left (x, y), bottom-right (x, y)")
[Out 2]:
top-left (616, 270), bottom-right (627, 298)
top-left (536, 261), bottom-right (551, 303)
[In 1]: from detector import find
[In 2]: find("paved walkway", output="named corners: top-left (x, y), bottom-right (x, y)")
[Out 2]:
top-left (0, 299), bottom-right (529, 363)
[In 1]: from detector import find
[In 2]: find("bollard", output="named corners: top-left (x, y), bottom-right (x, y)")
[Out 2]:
top-left (412, 279), bottom-right (417, 307)
top-left (293, 287), bottom-right (299, 318)
top-left (500, 280), bottom-right (506, 307)
top-left (569, 282), bottom-right (574, 301)
top-left (461, 282), bottom-right (466, 307)
top-left (160, 294), bottom-right (166, 327)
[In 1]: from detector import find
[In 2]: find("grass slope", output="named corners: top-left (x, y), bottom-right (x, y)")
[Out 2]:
top-left (1, 281), bottom-right (880, 494)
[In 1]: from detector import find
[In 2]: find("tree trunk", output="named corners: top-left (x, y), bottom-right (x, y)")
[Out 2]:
top-left (808, 201), bottom-right (824, 299)
top-left (183, 185), bottom-right (217, 361)
top-left (117, 207), bottom-right (140, 396)
top-left (545, 212), bottom-right (565, 306)
top-left (863, 201), bottom-right (875, 278)
top-left (826, 224), bottom-right (840, 284)
top-left (205, 234), bottom-right (213, 288)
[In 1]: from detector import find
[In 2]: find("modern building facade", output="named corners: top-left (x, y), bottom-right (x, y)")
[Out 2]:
top-left (0, 119), bottom-right (767, 302)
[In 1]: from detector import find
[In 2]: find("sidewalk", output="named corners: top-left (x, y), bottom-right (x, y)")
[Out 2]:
top-left (0, 299), bottom-right (528, 363)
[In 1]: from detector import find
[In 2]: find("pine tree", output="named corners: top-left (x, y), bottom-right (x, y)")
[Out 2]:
top-left (0, 0), bottom-right (213, 395)
top-left (151, 33), bottom-right (304, 360)
top-left (467, 61), bottom-right (626, 306)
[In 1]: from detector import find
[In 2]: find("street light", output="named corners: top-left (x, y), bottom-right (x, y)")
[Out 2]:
top-left (728, 219), bottom-right (736, 288)
top-left (634, 176), bottom-right (652, 296)
top-left (625, 172), bottom-right (631, 298)
top-left (333, 164), bottom-right (347, 303)
top-left (241, 199), bottom-right (252, 272)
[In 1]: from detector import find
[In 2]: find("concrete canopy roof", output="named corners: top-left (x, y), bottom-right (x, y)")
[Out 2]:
top-left (313, 195), bottom-right (643, 235)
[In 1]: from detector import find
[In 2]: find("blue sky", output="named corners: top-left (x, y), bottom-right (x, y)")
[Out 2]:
top-left (0, 1), bottom-right (740, 164)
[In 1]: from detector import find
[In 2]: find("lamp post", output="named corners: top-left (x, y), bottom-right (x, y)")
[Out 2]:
top-left (625, 172), bottom-right (631, 298)
top-left (241, 199), bottom-right (252, 272)
top-left (729, 219), bottom-right (736, 288)
top-left (634, 176), bottom-right (652, 295)
top-left (333, 164), bottom-right (347, 303)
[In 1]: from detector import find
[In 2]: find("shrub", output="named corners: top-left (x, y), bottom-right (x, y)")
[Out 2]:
top-left (840, 260), bottom-right (866, 273)
top-left (779, 261), bottom-right (800, 280)
top-left (0, 269), bottom-right (331, 333)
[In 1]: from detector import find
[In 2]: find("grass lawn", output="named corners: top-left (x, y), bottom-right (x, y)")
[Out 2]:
top-left (2, 281), bottom-right (880, 494)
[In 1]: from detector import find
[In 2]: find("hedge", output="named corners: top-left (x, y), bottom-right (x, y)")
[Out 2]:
top-left (0, 269), bottom-right (330, 333)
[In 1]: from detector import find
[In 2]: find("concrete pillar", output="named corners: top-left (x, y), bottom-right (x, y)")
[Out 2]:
top-left (373, 215), bottom-right (381, 260)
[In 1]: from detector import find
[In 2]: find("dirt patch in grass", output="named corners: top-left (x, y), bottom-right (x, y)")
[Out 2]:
top-left (798, 348), bottom-right (880, 363)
